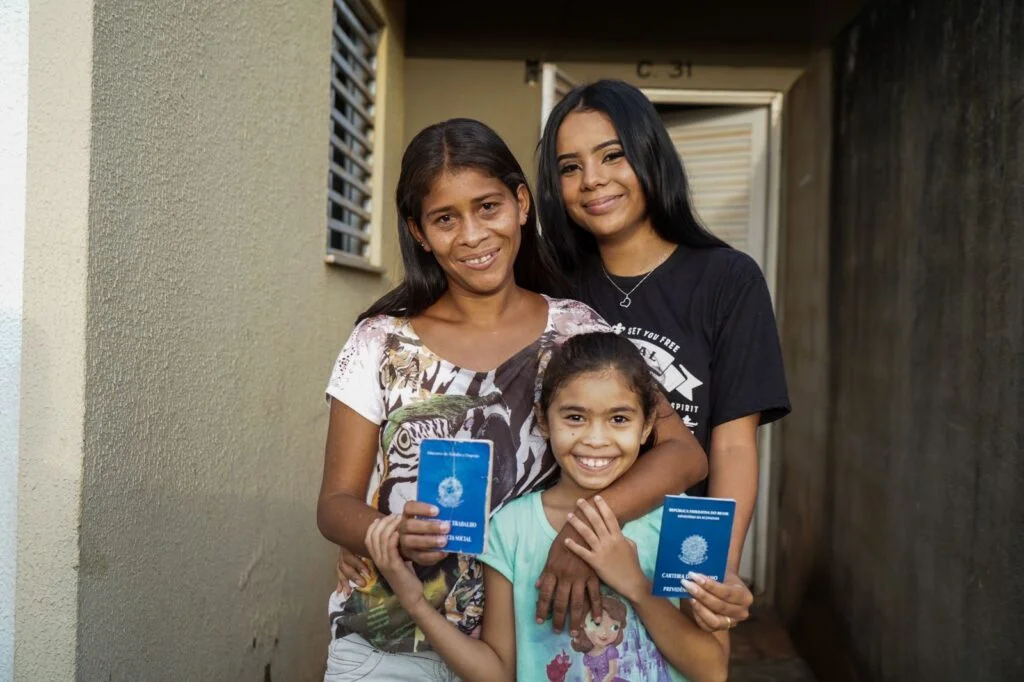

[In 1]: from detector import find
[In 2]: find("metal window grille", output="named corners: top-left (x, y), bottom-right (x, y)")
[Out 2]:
top-left (326, 0), bottom-right (381, 264)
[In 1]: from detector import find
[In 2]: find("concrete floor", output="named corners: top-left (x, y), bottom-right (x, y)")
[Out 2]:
top-left (729, 607), bottom-right (817, 682)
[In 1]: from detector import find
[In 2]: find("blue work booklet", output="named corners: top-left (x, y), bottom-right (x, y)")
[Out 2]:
top-left (416, 438), bottom-right (494, 555)
top-left (652, 495), bottom-right (736, 597)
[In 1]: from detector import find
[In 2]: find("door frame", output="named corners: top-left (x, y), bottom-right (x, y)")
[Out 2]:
top-left (642, 87), bottom-right (785, 596)
top-left (540, 63), bottom-right (579, 132)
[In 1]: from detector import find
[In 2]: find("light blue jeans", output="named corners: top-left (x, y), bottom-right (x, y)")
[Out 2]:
top-left (324, 633), bottom-right (462, 682)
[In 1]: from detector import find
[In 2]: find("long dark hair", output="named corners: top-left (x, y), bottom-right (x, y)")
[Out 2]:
top-left (359, 118), bottom-right (564, 321)
top-left (537, 79), bottom-right (729, 276)
top-left (540, 332), bottom-right (661, 422)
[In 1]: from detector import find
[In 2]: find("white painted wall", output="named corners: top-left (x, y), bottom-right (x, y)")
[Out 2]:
top-left (0, 1), bottom-right (28, 679)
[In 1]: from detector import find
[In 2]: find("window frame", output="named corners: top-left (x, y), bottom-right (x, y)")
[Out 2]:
top-left (324, 0), bottom-right (384, 272)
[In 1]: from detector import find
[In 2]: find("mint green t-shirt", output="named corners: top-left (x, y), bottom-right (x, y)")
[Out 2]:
top-left (479, 492), bottom-right (689, 682)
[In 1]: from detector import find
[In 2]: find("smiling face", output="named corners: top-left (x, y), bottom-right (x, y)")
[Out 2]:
top-left (542, 368), bottom-right (654, 493)
top-left (555, 109), bottom-right (652, 245)
top-left (584, 609), bottom-right (623, 649)
top-left (409, 168), bottom-right (529, 299)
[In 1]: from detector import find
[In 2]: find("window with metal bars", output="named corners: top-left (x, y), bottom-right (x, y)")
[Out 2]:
top-left (326, 0), bottom-right (382, 266)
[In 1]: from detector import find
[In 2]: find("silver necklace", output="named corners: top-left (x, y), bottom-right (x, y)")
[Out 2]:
top-left (601, 251), bottom-right (672, 308)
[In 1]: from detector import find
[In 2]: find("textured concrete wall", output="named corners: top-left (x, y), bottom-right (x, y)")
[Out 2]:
top-left (0, 1), bottom-right (28, 678)
top-left (75, 0), bottom-right (402, 678)
top-left (827, 0), bottom-right (1024, 679)
top-left (17, 0), bottom-right (404, 680)
top-left (769, 49), bottom-right (865, 679)
top-left (772, 49), bottom-right (832, 623)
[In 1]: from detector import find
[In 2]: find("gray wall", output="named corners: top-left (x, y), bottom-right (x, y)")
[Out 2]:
top-left (824, 0), bottom-right (1024, 679)
top-left (772, 48), bottom-right (833, 633)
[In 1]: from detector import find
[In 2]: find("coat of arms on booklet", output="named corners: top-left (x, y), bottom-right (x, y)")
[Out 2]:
top-left (416, 438), bottom-right (494, 556)
top-left (653, 495), bottom-right (736, 598)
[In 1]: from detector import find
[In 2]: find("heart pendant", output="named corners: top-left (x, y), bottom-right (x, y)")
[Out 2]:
top-left (619, 296), bottom-right (632, 308)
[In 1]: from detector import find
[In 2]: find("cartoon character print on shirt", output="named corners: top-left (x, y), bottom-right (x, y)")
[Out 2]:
top-left (546, 651), bottom-right (573, 682)
top-left (543, 593), bottom-right (673, 682)
top-left (610, 322), bottom-right (704, 435)
top-left (570, 595), bottom-right (630, 682)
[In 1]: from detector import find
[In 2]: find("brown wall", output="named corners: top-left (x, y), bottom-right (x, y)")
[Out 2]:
top-left (404, 59), bottom-right (543, 184)
top-left (369, 0), bottom-right (406, 278)
top-left (773, 50), bottom-right (832, 620)
top-left (771, 49), bottom-right (857, 678)
top-left (813, 0), bottom-right (1024, 679)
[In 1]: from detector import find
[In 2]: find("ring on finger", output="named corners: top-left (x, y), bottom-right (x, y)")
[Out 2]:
top-left (724, 616), bottom-right (733, 629)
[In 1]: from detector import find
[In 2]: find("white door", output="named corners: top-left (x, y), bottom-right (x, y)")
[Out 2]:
top-left (660, 106), bottom-right (772, 585)
top-left (660, 107), bottom-right (770, 268)
top-left (540, 63), bottom-right (577, 134)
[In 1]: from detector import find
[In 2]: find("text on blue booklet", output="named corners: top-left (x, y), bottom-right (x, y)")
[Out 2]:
top-left (416, 438), bottom-right (494, 555)
top-left (653, 495), bottom-right (736, 597)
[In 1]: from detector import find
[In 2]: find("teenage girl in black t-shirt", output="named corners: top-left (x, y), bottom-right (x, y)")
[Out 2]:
top-left (536, 79), bottom-right (791, 633)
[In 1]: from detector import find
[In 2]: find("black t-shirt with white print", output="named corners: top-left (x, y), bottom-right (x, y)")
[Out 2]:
top-left (576, 244), bottom-right (790, 496)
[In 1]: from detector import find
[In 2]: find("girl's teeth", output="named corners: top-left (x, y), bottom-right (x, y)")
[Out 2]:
top-left (578, 457), bottom-right (613, 469)
top-left (466, 253), bottom-right (493, 265)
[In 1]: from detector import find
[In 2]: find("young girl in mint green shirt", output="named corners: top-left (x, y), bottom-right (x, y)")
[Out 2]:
top-left (366, 332), bottom-right (730, 682)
